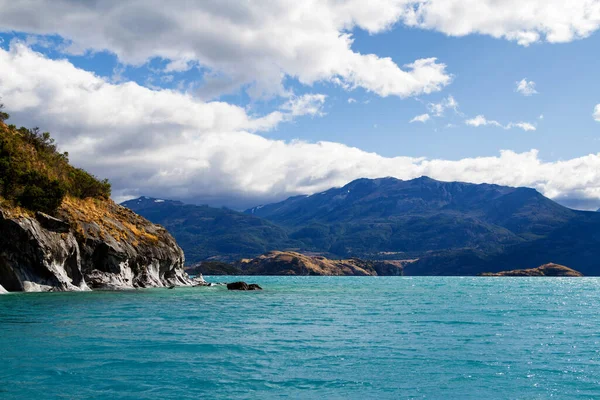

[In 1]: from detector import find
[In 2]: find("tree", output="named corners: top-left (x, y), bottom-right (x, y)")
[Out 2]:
top-left (0, 103), bottom-right (9, 122)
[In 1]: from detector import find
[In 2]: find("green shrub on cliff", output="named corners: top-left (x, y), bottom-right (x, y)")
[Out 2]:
top-left (0, 104), bottom-right (111, 214)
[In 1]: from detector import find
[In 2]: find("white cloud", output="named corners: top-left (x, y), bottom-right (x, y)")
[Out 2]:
top-left (465, 115), bottom-right (536, 131)
top-left (507, 122), bottom-right (537, 131)
top-left (410, 113), bottom-right (430, 123)
top-left (427, 95), bottom-right (459, 117)
top-left (400, 0), bottom-right (600, 46)
top-left (516, 79), bottom-right (538, 96)
top-left (348, 98), bottom-right (357, 104)
top-left (3, 45), bottom-right (600, 210)
top-left (594, 104), bottom-right (600, 121)
top-left (0, 0), bottom-right (452, 99)
top-left (465, 115), bottom-right (502, 128)
top-left (281, 94), bottom-right (327, 117)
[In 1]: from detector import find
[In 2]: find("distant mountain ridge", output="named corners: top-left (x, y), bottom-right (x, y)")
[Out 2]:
top-left (121, 196), bottom-right (301, 263)
top-left (246, 176), bottom-right (576, 256)
top-left (123, 177), bottom-right (600, 275)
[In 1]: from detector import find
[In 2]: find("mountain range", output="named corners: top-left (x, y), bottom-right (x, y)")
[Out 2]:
top-left (123, 177), bottom-right (600, 275)
top-left (121, 197), bottom-right (301, 262)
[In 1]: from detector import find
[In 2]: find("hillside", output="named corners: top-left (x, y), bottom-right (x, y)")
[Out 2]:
top-left (188, 251), bottom-right (404, 276)
top-left (121, 197), bottom-right (301, 263)
top-left (0, 109), bottom-right (191, 292)
top-left (0, 109), bottom-right (110, 215)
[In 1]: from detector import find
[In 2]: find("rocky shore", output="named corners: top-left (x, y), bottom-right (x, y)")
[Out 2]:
top-left (478, 263), bottom-right (583, 277)
top-left (0, 198), bottom-right (193, 293)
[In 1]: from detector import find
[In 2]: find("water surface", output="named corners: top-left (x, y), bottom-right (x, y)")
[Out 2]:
top-left (2, 276), bottom-right (600, 399)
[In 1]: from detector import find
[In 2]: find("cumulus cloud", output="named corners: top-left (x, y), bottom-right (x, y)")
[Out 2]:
top-left (348, 98), bottom-right (357, 104)
top-left (410, 113), bottom-right (430, 123)
top-left (0, 0), bottom-right (453, 99)
top-left (281, 94), bottom-right (327, 117)
top-left (2, 45), bottom-right (600, 210)
top-left (5, 1), bottom-right (598, 100)
top-left (516, 79), bottom-right (538, 96)
top-left (400, 0), bottom-right (600, 46)
top-left (594, 104), bottom-right (600, 121)
top-left (465, 115), bottom-right (536, 131)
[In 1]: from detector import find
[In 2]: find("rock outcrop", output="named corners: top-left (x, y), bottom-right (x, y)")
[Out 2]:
top-left (227, 281), bottom-right (263, 290)
top-left (0, 209), bottom-right (88, 292)
top-left (479, 263), bottom-right (583, 277)
top-left (0, 198), bottom-right (193, 292)
top-left (235, 251), bottom-right (404, 276)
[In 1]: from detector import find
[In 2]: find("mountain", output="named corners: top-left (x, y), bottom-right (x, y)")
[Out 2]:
top-left (247, 176), bottom-right (600, 275)
top-left (247, 176), bottom-right (576, 254)
top-left (121, 197), bottom-right (301, 263)
top-left (122, 177), bottom-right (600, 275)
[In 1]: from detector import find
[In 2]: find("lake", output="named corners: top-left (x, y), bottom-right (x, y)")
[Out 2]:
top-left (1, 276), bottom-right (600, 399)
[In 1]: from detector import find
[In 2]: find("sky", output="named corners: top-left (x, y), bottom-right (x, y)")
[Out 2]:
top-left (0, 0), bottom-right (599, 210)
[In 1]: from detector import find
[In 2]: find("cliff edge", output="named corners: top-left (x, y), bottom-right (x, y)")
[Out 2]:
top-left (0, 110), bottom-right (191, 293)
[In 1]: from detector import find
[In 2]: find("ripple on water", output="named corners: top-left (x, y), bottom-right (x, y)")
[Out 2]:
top-left (2, 276), bottom-right (600, 399)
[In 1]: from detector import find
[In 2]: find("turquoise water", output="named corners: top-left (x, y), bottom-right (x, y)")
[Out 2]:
top-left (2, 277), bottom-right (600, 399)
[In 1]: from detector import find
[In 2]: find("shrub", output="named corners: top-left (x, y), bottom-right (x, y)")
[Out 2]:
top-left (0, 104), bottom-right (112, 214)
top-left (69, 168), bottom-right (111, 199)
top-left (16, 171), bottom-right (66, 214)
top-left (0, 103), bottom-right (9, 123)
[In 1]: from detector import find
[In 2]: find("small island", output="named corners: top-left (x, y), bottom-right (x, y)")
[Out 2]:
top-left (479, 263), bottom-right (583, 277)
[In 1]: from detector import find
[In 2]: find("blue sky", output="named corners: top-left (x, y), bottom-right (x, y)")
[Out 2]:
top-left (0, 1), bottom-right (599, 209)
top-left (3, 25), bottom-right (598, 162)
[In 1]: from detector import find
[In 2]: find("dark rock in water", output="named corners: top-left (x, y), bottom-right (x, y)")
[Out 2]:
top-left (227, 281), bottom-right (249, 290)
top-left (227, 281), bottom-right (262, 290)
top-left (247, 283), bottom-right (262, 290)
top-left (35, 212), bottom-right (70, 233)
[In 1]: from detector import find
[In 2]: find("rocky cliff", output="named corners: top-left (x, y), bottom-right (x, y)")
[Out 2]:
top-left (0, 114), bottom-right (192, 293)
top-left (0, 197), bottom-right (192, 293)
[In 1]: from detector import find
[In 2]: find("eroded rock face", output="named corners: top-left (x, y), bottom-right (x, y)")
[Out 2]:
top-left (0, 210), bottom-right (88, 292)
top-left (0, 199), bottom-right (193, 293)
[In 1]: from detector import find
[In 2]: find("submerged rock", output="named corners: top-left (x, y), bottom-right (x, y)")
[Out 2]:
top-left (247, 283), bottom-right (262, 290)
top-left (227, 281), bottom-right (262, 290)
